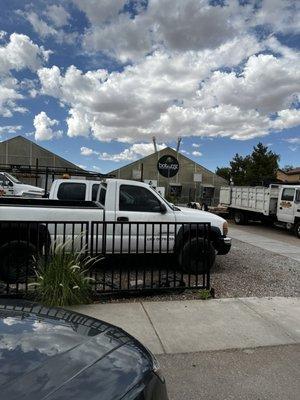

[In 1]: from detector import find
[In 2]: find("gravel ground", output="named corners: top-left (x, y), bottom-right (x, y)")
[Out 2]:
top-left (94, 238), bottom-right (299, 303)
top-left (211, 239), bottom-right (300, 298)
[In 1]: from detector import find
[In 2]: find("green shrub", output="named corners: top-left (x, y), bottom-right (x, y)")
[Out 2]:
top-left (32, 241), bottom-right (97, 307)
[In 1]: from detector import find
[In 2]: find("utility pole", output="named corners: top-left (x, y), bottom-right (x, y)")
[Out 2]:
top-left (152, 136), bottom-right (158, 153)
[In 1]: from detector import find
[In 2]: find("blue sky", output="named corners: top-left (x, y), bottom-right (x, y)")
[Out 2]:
top-left (0, 0), bottom-right (299, 173)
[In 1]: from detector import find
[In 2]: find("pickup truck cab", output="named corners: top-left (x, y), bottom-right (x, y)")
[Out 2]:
top-left (0, 172), bottom-right (44, 197)
top-left (49, 179), bottom-right (101, 201)
top-left (0, 179), bottom-right (231, 282)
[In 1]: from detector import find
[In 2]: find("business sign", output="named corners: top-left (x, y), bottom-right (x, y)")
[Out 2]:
top-left (193, 173), bottom-right (202, 182)
top-left (157, 155), bottom-right (179, 178)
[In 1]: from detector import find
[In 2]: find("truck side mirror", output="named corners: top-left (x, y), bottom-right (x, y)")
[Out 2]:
top-left (160, 203), bottom-right (167, 214)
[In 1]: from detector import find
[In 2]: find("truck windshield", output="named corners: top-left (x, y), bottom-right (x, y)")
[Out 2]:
top-left (5, 173), bottom-right (21, 184)
top-left (154, 188), bottom-right (180, 211)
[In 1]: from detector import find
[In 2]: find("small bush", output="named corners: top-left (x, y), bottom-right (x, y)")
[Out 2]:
top-left (32, 241), bottom-right (97, 307)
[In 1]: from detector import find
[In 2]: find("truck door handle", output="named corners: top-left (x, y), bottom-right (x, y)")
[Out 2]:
top-left (117, 217), bottom-right (129, 222)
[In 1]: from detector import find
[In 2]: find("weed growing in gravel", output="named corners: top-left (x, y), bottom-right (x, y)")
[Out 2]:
top-left (197, 289), bottom-right (212, 300)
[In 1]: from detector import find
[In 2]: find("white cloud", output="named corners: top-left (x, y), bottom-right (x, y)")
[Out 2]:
top-left (0, 33), bottom-right (51, 75)
top-left (253, 0), bottom-right (300, 34)
top-left (192, 143), bottom-right (200, 148)
top-left (33, 1), bottom-right (300, 144)
top-left (80, 146), bottom-right (97, 156)
top-left (26, 12), bottom-right (58, 38)
top-left (196, 53), bottom-right (300, 114)
top-left (272, 109), bottom-right (300, 131)
top-left (0, 33), bottom-right (50, 117)
top-left (192, 150), bottom-right (202, 157)
top-left (79, 0), bottom-right (247, 62)
top-left (285, 137), bottom-right (300, 144)
top-left (0, 125), bottom-right (22, 134)
top-left (67, 109), bottom-right (91, 137)
top-left (33, 111), bottom-right (62, 141)
top-left (98, 142), bottom-right (166, 162)
top-left (181, 149), bottom-right (190, 155)
top-left (46, 5), bottom-right (70, 28)
top-left (72, 0), bottom-right (126, 25)
top-left (24, 11), bottom-right (77, 44)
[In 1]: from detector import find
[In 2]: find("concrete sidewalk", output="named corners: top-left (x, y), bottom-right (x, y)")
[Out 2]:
top-left (71, 296), bottom-right (300, 355)
top-left (228, 225), bottom-right (300, 262)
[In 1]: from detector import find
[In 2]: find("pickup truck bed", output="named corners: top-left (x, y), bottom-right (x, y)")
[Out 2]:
top-left (0, 197), bottom-right (102, 209)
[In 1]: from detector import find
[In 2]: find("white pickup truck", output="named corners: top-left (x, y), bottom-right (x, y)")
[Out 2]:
top-left (0, 179), bottom-right (231, 282)
top-left (0, 172), bottom-right (44, 197)
top-left (220, 184), bottom-right (300, 238)
top-left (48, 179), bottom-right (103, 201)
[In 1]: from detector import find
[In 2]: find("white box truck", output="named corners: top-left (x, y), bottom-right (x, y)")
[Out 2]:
top-left (220, 184), bottom-right (300, 238)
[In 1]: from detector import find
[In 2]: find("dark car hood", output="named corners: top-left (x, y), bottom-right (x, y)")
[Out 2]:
top-left (0, 301), bottom-right (152, 400)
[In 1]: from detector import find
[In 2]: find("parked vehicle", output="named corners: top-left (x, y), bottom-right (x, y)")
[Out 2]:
top-left (0, 179), bottom-right (231, 282)
top-left (0, 172), bottom-right (44, 197)
top-left (220, 184), bottom-right (300, 238)
top-left (49, 178), bottom-right (102, 201)
top-left (0, 298), bottom-right (169, 400)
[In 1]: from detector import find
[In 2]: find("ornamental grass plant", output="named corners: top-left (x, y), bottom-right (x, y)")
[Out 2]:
top-left (32, 239), bottom-right (97, 307)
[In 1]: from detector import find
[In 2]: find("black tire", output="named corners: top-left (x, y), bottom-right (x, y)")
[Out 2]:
top-left (178, 237), bottom-right (216, 274)
top-left (234, 211), bottom-right (247, 225)
top-left (294, 221), bottom-right (300, 239)
top-left (0, 241), bottom-right (36, 284)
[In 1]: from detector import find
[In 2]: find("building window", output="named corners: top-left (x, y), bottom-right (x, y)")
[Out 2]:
top-left (281, 188), bottom-right (295, 201)
top-left (119, 184), bottom-right (161, 212)
top-left (57, 182), bottom-right (86, 201)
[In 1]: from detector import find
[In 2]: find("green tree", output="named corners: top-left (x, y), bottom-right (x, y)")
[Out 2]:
top-left (230, 153), bottom-right (251, 185)
top-left (246, 143), bottom-right (280, 185)
top-left (215, 167), bottom-right (231, 182)
top-left (216, 143), bottom-right (280, 186)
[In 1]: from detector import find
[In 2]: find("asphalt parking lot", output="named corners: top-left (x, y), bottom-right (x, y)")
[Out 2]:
top-left (158, 344), bottom-right (300, 400)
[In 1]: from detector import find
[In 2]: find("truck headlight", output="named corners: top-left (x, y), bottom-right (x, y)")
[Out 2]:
top-left (223, 221), bottom-right (228, 236)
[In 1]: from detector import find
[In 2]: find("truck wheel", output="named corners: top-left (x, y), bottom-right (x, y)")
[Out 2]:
top-left (178, 238), bottom-right (216, 274)
top-left (234, 211), bottom-right (247, 225)
top-left (0, 241), bottom-right (36, 284)
top-left (294, 222), bottom-right (300, 239)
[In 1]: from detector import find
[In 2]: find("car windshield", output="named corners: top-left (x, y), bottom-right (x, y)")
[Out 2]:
top-left (5, 173), bottom-right (21, 183)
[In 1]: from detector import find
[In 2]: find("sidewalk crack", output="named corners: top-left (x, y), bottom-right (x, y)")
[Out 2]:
top-left (140, 302), bottom-right (167, 354)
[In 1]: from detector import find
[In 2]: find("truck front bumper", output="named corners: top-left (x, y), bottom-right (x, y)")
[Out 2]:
top-left (215, 236), bottom-right (231, 255)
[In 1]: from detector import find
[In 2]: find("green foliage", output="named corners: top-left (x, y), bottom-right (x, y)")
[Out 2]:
top-left (197, 289), bottom-right (212, 300)
top-left (215, 167), bottom-right (231, 182)
top-left (245, 143), bottom-right (279, 185)
top-left (32, 241), bottom-right (97, 307)
top-left (218, 142), bottom-right (280, 186)
top-left (230, 153), bottom-right (251, 185)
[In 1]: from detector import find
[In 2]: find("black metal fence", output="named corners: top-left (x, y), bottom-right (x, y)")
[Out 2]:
top-left (0, 220), bottom-right (212, 297)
